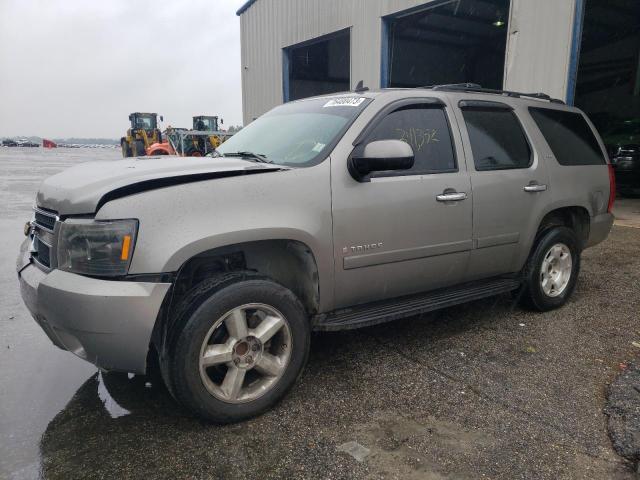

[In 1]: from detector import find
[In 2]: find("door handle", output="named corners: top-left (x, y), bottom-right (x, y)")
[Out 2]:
top-left (523, 183), bottom-right (547, 193)
top-left (436, 192), bottom-right (467, 202)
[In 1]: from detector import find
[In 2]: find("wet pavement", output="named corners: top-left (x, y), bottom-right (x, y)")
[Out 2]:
top-left (1, 147), bottom-right (640, 479)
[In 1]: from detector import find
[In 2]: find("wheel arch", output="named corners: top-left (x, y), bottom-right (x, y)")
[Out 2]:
top-left (515, 204), bottom-right (591, 273)
top-left (150, 239), bottom-right (321, 372)
top-left (535, 205), bottom-right (590, 248)
top-left (172, 239), bottom-right (321, 314)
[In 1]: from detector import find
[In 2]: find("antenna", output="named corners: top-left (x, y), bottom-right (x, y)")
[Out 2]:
top-left (354, 80), bottom-right (369, 93)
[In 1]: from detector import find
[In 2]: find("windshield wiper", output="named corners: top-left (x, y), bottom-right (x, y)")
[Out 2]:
top-left (223, 151), bottom-right (273, 163)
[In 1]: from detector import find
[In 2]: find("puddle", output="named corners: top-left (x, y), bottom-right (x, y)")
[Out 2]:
top-left (97, 372), bottom-right (131, 419)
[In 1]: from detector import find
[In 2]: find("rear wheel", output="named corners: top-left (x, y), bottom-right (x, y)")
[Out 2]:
top-left (165, 273), bottom-right (310, 423)
top-left (519, 226), bottom-right (581, 311)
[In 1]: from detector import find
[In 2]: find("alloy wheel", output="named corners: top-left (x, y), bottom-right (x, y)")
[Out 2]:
top-left (198, 303), bottom-right (292, 404)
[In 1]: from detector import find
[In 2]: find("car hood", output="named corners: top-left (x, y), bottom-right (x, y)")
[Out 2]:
top-left (36, 155), bottom-right (285, 215)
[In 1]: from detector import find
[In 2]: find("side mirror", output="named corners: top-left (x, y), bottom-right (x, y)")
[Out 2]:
top-left (348, 140), bottom-right (414, 181)
top-left (220, 118), bottom-right (224, 125)
top-left (160, 115), bottom-right (164, 122)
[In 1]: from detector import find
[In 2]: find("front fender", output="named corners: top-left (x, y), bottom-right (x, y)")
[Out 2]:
top-left (96, 163), bottom-right (335, 309)
top-left (164, 227), bottom-right (322, 272)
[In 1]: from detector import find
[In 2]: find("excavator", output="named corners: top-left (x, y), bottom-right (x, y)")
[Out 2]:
top-left (120, 112), bottom-right (163, 157)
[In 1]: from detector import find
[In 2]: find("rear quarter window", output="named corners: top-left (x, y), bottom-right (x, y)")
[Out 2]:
top-left (528, 107), bottom-right (606, 166)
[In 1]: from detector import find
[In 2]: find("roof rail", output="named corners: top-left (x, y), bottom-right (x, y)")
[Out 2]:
top-left (425, 83), bottom-right (565, 104)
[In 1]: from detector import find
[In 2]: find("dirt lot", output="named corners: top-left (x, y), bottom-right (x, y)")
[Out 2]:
top-left (1, 148), bottom-right (640, 479)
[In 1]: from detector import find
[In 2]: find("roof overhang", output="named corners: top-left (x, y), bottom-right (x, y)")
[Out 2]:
top-left (236, 0), bottom-right (258, 15)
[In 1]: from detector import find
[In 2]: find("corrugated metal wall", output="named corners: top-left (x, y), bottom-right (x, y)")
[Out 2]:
top-left (239, 0), bottom-right (577, 124)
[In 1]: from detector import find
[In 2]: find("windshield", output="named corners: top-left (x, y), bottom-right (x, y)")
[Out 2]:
top-left (195, 118), bottom-right (217, 131)
top-left (135, 116), bottom-right (156, 129)
top-left (217, 96), bottom-right (371, 167)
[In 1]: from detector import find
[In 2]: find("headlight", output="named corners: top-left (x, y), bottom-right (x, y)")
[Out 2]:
top-left (57, 219), bottom-right (138, 277)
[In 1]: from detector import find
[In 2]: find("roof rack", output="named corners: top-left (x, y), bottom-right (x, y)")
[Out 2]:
top-left (424, 83), bottom-right (565, 104)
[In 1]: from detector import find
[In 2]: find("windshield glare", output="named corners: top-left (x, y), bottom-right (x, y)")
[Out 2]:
top-left (217, 96), bottom-right (371, 167)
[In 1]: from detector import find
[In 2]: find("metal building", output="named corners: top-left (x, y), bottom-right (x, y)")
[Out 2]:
top-left (237, 0), bottom-right (639, 147)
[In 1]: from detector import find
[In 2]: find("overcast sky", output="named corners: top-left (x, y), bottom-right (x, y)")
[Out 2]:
top-left (0, 0), bottom-right (247, 138)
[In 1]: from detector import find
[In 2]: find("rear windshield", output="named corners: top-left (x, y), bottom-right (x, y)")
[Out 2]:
top-left (529, 108), bottom-right (606, 166)
top-left (217, 96), bottom-right (371, 167)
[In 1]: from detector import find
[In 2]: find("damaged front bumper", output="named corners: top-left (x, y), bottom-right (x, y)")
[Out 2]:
top-left (17, 239), bottom-right (170, 374)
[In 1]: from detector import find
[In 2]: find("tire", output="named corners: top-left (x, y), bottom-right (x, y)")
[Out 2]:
top-left (134, 139), bottom-right (146, 157)
top-left (121, 140), bottom-right (132, 158)
top-left (164, 272), bottom-right (310, 423)
top-left (185, 146), bottom-right (203, 157)
top-left (519, 226), bottom-right (581, 311)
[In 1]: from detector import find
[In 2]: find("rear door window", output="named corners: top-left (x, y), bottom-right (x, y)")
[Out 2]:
top-left (358, 105), bottom-right (457, 176)
top-left (461, 107), bottom-right (532, 171)
top-left (529, 108), bottom-right (606, 166)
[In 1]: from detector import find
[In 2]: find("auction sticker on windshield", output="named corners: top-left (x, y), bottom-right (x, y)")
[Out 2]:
top-left (323, 97), bottom-right (367, 108)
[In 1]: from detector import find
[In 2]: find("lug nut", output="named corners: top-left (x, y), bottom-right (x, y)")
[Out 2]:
top-left (233, 358), bottom-right (240, 365)
top-left (252, 344), bottom-right (259, 351)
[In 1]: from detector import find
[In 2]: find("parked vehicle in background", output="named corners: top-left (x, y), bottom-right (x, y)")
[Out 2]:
top-left (15, 138), bottom-right (39, 147)
top-left (17, 85), bottom-right (614, 423)
top-left (2, 139), bottom-right (18, 147)
top-left (603, 120), bottom-right (640, 196)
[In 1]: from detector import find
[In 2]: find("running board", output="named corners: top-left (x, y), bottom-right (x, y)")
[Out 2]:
top-left (312, 277), bottom-right (521, 331)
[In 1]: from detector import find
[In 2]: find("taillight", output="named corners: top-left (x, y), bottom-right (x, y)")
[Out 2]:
top-left (607, 163), bottom-right (616, 213)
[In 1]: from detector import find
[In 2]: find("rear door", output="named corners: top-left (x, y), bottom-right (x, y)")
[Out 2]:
top-left (454, 100), bottom-right (550, 279)
top-left (330, 97), bottom-right (473, 308)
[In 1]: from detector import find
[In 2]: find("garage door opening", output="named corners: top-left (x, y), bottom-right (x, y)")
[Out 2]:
top-left (284, 29), bottom-right (350, 102)
top-left (383, 0), bottom-right (510, 89)
top-left (574, 0), bottom-right (639, 155)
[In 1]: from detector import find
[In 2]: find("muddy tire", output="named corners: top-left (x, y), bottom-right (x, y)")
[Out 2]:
top-left (164, 272), bottom-right (310, 423)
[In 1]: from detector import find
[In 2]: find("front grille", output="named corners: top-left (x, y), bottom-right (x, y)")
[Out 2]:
top-left (34, 208), bottom-right (57, 231)
top-left (35, 211), bottom-right (56, 231)
top-left (32, 207), bottom-right (58, 269)
top-left (34, 236), bottom-right (51, 267)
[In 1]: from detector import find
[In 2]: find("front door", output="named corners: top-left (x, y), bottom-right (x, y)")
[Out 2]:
top-left (330, 99), bottom-right (473, 309)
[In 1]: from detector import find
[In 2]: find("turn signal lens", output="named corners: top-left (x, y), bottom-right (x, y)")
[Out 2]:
top-left (121, 235), bottom-right (132, 260)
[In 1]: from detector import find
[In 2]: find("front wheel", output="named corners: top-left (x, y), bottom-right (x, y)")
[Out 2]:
top-left (121, 140), bottom-right (132, 158)
top-left (165, 273), bottom-right (310, 423)
top-left (133, 139), bottom-right (146, 157)
top-left (519, 226), bottom-right (581, 311)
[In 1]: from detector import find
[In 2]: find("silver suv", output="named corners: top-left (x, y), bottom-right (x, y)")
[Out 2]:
top-left (17, 85), bottom-right (615, 422)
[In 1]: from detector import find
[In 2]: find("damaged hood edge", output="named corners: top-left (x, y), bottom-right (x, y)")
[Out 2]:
top-left (36, 156), bottom-right (285, 216)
